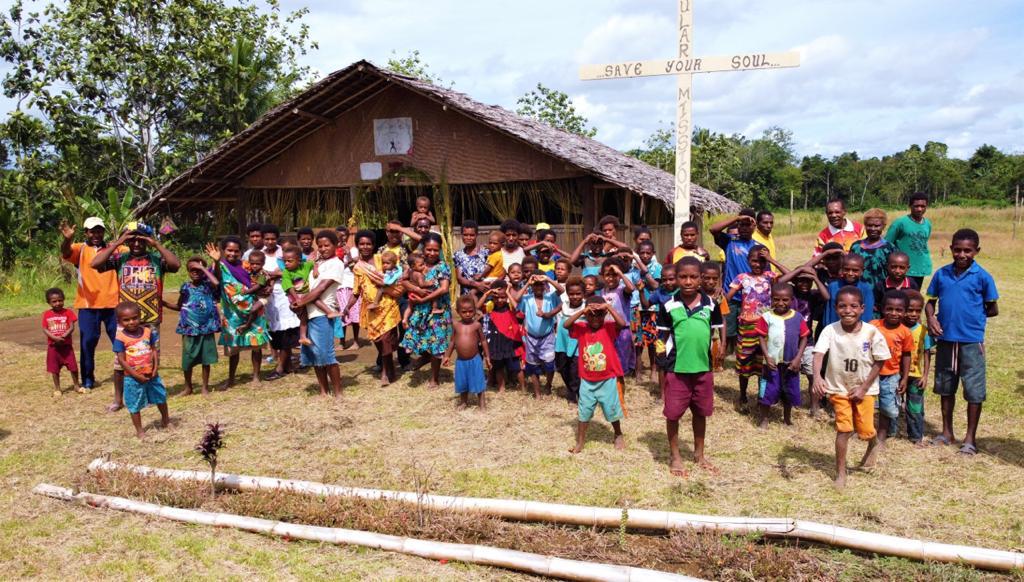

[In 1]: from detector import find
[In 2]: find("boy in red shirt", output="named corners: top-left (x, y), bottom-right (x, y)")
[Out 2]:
top-left (42, 288), bottom-right (81, 397)
top-left (564, 296), bottom-right (627, 453)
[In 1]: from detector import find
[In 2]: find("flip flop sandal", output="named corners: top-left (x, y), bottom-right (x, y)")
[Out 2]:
top-left (930, 435), bottom-right (953, 446)
top-left (958, 443), bottom-right (978, 455)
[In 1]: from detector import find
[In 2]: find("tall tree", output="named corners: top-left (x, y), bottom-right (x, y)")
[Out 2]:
top-left (385, 49), bottom-right (449, 86)
top-left (516, 83), bottom-right (597, 138)
top-left (0, 0), bottom-right (315, 197)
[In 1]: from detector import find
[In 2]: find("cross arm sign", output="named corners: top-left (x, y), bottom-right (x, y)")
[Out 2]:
top-left (579, 51), bottom-right (800, 81)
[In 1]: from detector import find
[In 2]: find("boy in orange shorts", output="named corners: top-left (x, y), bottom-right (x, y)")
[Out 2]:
top-left (812, 285), bottom-right (891, 489)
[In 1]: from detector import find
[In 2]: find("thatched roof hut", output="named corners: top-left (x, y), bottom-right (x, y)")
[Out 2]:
top-left (140, 60), bottom-right (737, 239)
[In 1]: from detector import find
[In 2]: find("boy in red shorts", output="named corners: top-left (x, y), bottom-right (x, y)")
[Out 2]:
top-left (42, 287), bottom-right (82, 397)
top-left (655, 257), bottom-right (722, 477)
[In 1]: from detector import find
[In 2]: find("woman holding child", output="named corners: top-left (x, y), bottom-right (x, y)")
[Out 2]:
top-left (399, 232), bottom-right (453, 388)
top-left (205, 237), bottom-right (271, 386)
top-left (290, 230), bottom-right (345, 397)
top-left (348, 230), bottom-right (403, 385)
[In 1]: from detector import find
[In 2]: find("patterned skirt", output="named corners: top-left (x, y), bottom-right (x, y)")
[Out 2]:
top-left (631, 307), bottom-right (658, 348)
top-left (735, 320), bottom-right (763, 377)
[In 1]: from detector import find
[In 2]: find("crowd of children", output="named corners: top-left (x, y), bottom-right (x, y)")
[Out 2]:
top-left (47, 193), bottom-right (999, 488)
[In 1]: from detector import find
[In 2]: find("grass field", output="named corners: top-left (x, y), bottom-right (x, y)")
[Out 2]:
top-left (1, 207), bottom-right (1023, 579)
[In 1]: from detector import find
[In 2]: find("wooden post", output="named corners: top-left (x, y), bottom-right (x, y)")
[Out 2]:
top-left (578, 176), bottom-right (597, 234)
top-left (1014, 184), bottom-right (1020, 239)
top-left (624, 190), bottom-right (633, 228)
top-left (789, 188), bottom-right (795, 236)
top-left (673, 0), bottom-right (694, 234)
top-left (235, 189), bottom-right (248, 237)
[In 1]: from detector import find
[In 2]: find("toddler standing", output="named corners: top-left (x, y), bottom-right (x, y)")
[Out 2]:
top-left (113, 302), bottom-right (170, 439)
top-left (443, 296), bottom-right (490, 409)
top-left (42, 288), bottom-right (81, 397)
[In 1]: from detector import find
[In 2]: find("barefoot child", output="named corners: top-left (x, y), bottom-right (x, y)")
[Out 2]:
top-left (755, 283), bottom-right (810, 428)
top-left (42, 288), bottom-right (82, 397)
top-left (925, 228), bottom-right (998, 455)
top-left (812, 286), bottom-right (890, 489)
top-left (655, 258), bottom-right (721, 476)
top-left (870, 290), bottom-right (914, 448)
top-left (113, 302), bottom-right (170, 439)
top-left (903, 290), bottom-right (933, 445)
top-left (564, 296), bottom-right (626, 453)
top-left (515, 274), bottom-right (562, 398)
top-left (369, 250), bottom-right (403, 311)
top-left (163, 256), bottom-right (220, 395)
top-left (280, 246), bottom-right (335, 346)
top-left (555, 277), bottom-right (585, 404)
top-left (443, 296), bottom-right (490, 409)
top-left (480, 281), bottom-right (525, 392)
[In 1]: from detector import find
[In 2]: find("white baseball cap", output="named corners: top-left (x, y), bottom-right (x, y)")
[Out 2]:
top-left (83, 217), bottom-right (106, 230)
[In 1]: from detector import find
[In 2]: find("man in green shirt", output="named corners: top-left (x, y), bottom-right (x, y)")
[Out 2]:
top-left (885, 192), bottom-right (932, 288)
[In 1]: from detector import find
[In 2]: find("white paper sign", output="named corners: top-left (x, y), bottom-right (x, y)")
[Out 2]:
top-left (373, 117), bottom-right (413, 155)
top-left (360, 162), bottom-right (383, 180)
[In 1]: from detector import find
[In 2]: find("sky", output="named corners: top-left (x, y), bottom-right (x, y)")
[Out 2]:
top-left (3, 0), bottom-right (1023, 160)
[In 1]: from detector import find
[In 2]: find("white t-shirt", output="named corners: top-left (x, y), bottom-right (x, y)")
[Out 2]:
top-left (813, 321), bottom-right (891, 396)
top-left (306, 257), bottom-right (344, 319)
top-left (259, 246), bottom-right (299, 332)
top-left (501, 247), bottom-right (526, 272)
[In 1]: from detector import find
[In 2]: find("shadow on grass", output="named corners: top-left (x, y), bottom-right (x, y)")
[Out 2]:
top-left (0, 427), bottom-right (9, 441)
top-left (560, 417), bottom-right (623, 448)
top-left (776, 444), bottom-right (834, 480)
top-left (638, 429), bottom-right (692, 464)
top-left (977, 437), bottom-right (1024, 469)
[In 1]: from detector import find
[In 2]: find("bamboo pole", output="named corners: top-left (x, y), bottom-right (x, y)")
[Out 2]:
top-left (87, 459), bottom-right (1024, 572)
top-left (33, 484), bottom-right (700, 582)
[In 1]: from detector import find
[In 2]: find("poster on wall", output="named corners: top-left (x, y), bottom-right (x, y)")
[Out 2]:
top-left (373, 117), bottom-right (413, 155)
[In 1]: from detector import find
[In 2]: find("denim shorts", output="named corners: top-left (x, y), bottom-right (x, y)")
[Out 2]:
top-left (933, 341), bottom-right (986, 403)
top-left (876, 374), bottom-right (901, 420)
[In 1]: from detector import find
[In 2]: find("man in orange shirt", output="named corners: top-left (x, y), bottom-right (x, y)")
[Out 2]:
top-left (60, 217), bottom-right (122, 392)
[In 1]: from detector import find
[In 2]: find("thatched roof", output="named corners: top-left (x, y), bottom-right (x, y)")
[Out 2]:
top-left (139, 60), bottom-right (738, 215)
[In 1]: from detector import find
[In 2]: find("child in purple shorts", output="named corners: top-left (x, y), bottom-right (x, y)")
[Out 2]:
top-left (655, 258), bottom-right (722, 478)
top-left (755, 283), bottom-right (810, 428)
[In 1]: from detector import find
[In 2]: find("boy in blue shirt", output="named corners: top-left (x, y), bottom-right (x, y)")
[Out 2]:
top-left (925, 229), bottom-right (998, 455)
top-left (818, 253), bottom-right (874, 328)
top-left (517, 274), bottom-right (563, 398)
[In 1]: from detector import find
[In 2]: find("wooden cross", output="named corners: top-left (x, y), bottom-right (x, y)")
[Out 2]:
top-left (579, 1), bottom-right (800, 233)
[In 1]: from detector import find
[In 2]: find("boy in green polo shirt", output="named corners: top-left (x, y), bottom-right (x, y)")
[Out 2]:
top-left (885, 192), bottom-right (932, 289)
top-left (655, 257), bottom-right (722, 478)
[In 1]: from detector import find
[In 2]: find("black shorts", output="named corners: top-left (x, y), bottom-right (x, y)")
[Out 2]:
top-left (269, 327), bottom-right (300, 350)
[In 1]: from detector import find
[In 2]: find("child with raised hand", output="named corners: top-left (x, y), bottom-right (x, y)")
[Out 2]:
top-left (42, 288), bottom-right (81, 397)
top-left (755, 283), bottom-right (810, 428)
top-left (113, 302), bottom-right (170, 439)
top-left (656, 258), bottom-right (722, 476)
top-left (925, 228), bottom-right (998, 455)
top-left (443, 296), bottom-right (490, 409)
top-left (699, 261), bottom-right (728, 372)
top-left (872, 251), bottom-right (918, 314)
top-left (480, 280), bottom-right (525, 393)
top-left (163, 256), bottom-right (220, 396)
top-left (850, 208), bottom-right (894, 291)
top-left (870, 290), bottom-right (914, 450)
top-left (369, 250), bottom-right (403, 311)
top-left (565, 296), bottom-right (627, 453)
top-left (600, 257), bottom-right (638, 379)
top-left (812, 286), bottom-right (891, 489)
top-left (725, 245), bottom-right (788, 409)
top-left (555, 277), bottom-right (586, 404)
top-left (779, 267), bottom-right (829, 417)
top-left (902, 290), bottom-right (934, 446)
top-left (515, 274), bottom-right (562, 398)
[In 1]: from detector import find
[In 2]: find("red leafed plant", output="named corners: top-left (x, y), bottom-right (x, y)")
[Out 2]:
top-left (195, 423), bottom-right (225, 496)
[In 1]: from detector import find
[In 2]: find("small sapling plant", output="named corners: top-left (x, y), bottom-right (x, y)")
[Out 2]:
top-left (195, 422), bottom-right (225, 496)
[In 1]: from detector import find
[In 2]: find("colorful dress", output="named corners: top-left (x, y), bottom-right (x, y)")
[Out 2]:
top-left (730, 271), bottom-right (776, 377)
top-left (600, 283), bottom-right (636, 375)
top-left (216, 261), bottom-right (271, 349)
top-left (353, 256), bottom-right (402, 344)
top-left (176, 280), bottom-right (221, 336)
top-left (627, 261), bottom-right (663, 348)
top-left (400, 262), bottom-right (453, 356)
top-left (453, 247), bottom-right (490, 294)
